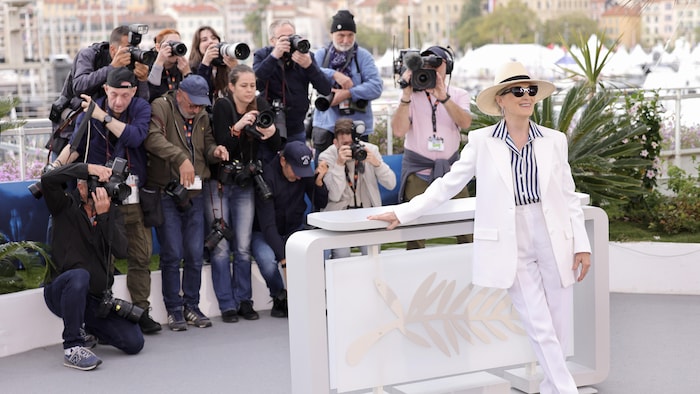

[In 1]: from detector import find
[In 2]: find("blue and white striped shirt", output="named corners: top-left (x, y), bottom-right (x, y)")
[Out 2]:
top-left (492, 120), bottom-right (542, 206)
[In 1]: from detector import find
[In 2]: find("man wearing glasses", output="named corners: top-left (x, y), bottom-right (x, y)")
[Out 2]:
top-left (391, 45), bottom-right (473, 249)
top-left (144, 74), bottom-right (229, 331)
top-left (253, 19), bottom-right (332, 149)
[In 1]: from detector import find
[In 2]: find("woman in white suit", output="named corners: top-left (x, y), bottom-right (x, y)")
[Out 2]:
top-left (369, 61), bottom-right (591, 394)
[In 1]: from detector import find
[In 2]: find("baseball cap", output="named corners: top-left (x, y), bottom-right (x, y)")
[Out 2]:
top-left (179, 75), bottom-right (211, 106)
top-left (282, 141), bottom-right (314, 178)
top-left (106, 67), bottom-right (137, 88)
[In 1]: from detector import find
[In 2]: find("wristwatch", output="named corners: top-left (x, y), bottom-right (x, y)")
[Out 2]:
top-left (102, 115), bottom-right (113, 126)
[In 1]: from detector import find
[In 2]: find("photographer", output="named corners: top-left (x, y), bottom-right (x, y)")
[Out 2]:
top-left (311, 10), bottom-right (383, 163)
top-left (49, 67), bottom-right (161, 334)
top-left (42, 162), bottom-right (144, 371)
top-left (49, 25), bottom-right (150, 159)
top-left (189, 26), bottom-right (241, 103)
top-left (319, 118), bottom-right (396, 258)
top-left (253, 19), bottom-right (332, 148)
top-left (204, 64), bottom-right (280, 322)
top-left (392, 45), bottom-right (473, 250)
top-left (251, 141), bottom-right (329, 318)
top-left (148, 28), bottom-right (192, 102)
top-left (144, 74), bottom-right (229, 331)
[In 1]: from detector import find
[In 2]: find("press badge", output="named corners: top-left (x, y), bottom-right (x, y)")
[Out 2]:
top-left (123, 174), bottom-right (140, 204)
top-left (187, 175), bottom-right (202, 190)
top-left (427, 135), bottom-right (445, 151)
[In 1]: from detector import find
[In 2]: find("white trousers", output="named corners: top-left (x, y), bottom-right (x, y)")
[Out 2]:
top-left (508, 203), bottom-right (577, 394)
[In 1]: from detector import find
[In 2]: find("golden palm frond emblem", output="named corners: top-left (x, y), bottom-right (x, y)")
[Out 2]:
top-left (346, 272), bottom-right (526, 366)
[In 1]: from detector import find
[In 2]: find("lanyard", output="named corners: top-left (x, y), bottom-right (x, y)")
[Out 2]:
top-left (426, 92), bottom-right (440, 135)
top-left (182, 116), bottom-right (195, 162)
top-left (165, 69), bottom-right (177, 90)
top-left (344, 161), bottom-right (361, 208)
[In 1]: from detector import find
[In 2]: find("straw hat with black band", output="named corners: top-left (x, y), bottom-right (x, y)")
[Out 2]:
top-left (476, 61), bottom-right (555, 116)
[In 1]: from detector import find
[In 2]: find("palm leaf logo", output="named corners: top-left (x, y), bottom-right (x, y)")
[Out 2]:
top-left (346, 272), bottom-right (526, 366)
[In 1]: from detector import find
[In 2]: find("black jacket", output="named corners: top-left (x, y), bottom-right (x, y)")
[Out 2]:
top-left (41, 163), bottom-right (128, 296)
top-left (253, 47), bottom-right (332, 136)
top-left (254, 158), bottom-right (328, 261)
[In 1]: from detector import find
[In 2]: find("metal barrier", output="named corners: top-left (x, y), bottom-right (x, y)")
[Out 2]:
top-left (286, 196), bottom-right (610, 393)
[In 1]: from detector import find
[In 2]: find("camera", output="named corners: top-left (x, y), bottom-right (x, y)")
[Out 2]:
top-left (27, 162), bottom-right (59, 199)
top-left (238, 160), bottom-right (273, 200)
top-left (96, 290), bottom-right (144, 323)
top-left (350, 120), bottom-right (367, 161)
top-left (339, 99), bottom-right (368, 115)
top-left (314, 91), bottom-right (334, 111)
top-left (204, 218), bottom-right (235, 252)
top-left (217, 161), bottom-right (244, 185)
top-left (288, 35), bottom-right (311, 54)
top-left (271, 99), bottom-right (287, 140)
top-left (164, 179), bottom-right (191, 211)
top-left (126, 24), bottom-right (157, 69)
top-left (394, 49), bottom-right (441, 91)
top-left (243, 109), bottom-right (275, 140)
top-left (214, 42), bottom-right (251, 65)
top-left (165, 41), bottom-right (188, 57)
top-left (87, 157), bottom-right (132, 203)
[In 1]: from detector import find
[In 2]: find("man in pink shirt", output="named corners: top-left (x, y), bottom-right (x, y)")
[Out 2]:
top-left (391, 46), bottom-right (473, 249)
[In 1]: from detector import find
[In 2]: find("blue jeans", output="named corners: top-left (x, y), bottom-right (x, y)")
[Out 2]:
top-left (156, 192), bottom-right (205, 312)
top-left (203, 180), bottom-right (254, 312)
top-left (251, 231), bottom-right (286, 298)
top-left (43, 269), bottom-right (144, 354)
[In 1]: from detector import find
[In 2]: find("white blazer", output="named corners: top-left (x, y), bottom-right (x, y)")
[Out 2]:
top-left (394, 124), bottom-right (591, 289)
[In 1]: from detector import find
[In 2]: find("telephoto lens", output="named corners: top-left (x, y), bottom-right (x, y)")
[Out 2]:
top-left (218, 42), bottom-right (251, 60)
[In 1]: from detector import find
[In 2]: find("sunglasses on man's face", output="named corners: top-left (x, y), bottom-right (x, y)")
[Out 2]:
top-left (500, 85), bottom-right (539, 97)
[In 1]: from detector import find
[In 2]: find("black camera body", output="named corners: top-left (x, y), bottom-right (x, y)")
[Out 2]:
top-left (214, 42), bottom-right (250, 66)
top-left (165, 41), bottom-right (188, 57)
top-left (243, 109), bottom-right (275, 139)
top-left (126, 24), bottom-right (156, 70)
top-left (226, 160), bottom-right (272, 200)
top-left (394, 49), bottom-right (441, 91)
top-left (164, 179), bottom-right (191, 211)
top-left (87, 157), bottom-right (132, 202)
top-left (204, 218), bottom-right (235, 252)
top-left (96, 290), bottom-right (144, 323)
top-left (288, 35), bottom-right (310, 54)
top-left (217, 161), bottom-right (245, 186)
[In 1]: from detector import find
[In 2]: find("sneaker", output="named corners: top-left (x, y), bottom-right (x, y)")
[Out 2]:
top-left (221, 309), bottom-right (239, 323)
top-left (184, 305), bottom-right (213, 328)
top-left (271, 289), bottom-right (288, 318)
top-left (167, 309), bottom-right (188, 331)
top-left (238, 300), bottom-right (259, 320)
top-left (80, 327), bottom-right (97, 349)
top-left (139, 311), bottom-right (162, 334)
top-left (63, 346), bottom-right (102, 371)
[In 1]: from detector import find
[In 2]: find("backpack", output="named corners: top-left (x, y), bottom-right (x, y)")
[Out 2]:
top-left (46, 42), bottom-right (110, 153)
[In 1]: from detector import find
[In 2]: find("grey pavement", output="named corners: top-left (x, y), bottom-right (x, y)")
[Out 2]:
top-left (1, 293), bottom-right (698, 393)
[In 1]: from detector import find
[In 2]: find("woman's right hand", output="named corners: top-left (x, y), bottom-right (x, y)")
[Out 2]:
top-left (234, 111), bottom-right (259, 135)
top-left (367, 211), bottom-right (401, 230)
top-left (202, 43), bottom-right (220, 66)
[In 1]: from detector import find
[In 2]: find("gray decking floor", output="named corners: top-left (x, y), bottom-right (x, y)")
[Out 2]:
top-left (1, 293), bottom-right (698, 393)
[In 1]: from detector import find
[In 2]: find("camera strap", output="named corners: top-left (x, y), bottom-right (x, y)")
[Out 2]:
top-left (344, 161), bottom-right (361, 208)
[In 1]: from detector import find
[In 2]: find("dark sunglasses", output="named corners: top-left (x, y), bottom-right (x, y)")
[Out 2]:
top-left (499, 85), bottom-right (539, 97)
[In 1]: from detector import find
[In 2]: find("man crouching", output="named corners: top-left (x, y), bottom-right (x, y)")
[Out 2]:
top-left (41, 162), bottom-right (144, 371)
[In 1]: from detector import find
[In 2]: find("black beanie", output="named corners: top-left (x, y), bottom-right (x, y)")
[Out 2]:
top-left (331, 10), bottom-right (356, 33)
